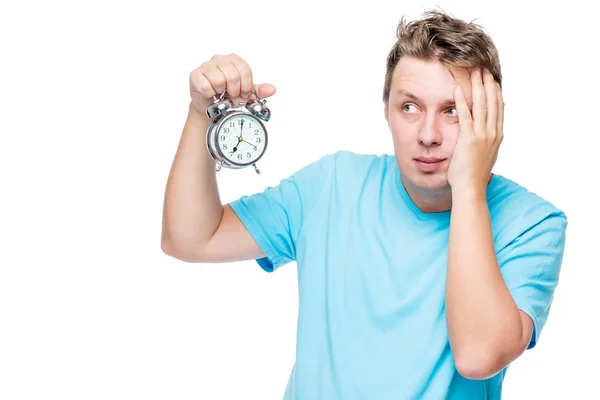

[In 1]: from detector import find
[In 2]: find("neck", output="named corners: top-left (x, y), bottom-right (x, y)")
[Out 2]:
top-left (401, 174), bottom-right (493, 214)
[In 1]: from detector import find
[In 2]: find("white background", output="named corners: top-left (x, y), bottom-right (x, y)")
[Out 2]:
top-left (1, 0), bottom-right (597, 398)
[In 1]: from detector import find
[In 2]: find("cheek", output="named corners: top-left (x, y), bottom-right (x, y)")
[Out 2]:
top-left (388, 118), bottom-right (416, 143)
top-left (447, 129), bottom-right (460, 148)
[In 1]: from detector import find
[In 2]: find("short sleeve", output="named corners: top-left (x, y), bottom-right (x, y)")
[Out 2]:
top-left (497, 212), bottom-right (568, 350)
top-left (228, 153), bottom-right (336, 273)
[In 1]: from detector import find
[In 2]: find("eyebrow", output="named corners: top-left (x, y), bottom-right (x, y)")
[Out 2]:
top-left (395, 89), bottom-right (456, 107)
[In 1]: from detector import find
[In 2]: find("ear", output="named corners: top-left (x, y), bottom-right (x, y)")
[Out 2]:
top-left (384, 106), bottom-right (390, 128)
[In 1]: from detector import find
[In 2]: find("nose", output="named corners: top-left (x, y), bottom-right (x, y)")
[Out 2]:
top-left (417, 115), bottom-right (443, 147)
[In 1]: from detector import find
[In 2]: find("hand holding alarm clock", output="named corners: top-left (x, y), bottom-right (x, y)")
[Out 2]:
top-left (189, 53), bottom-right (276, 174)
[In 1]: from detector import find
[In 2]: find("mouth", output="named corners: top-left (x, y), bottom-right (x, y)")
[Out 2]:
top-left (414, 157), bottom-right (446, 172)
top-left (415, 157), bottom-right (445, 163)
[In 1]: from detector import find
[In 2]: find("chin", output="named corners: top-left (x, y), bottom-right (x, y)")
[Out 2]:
top-left (401, 165), bottom-right (451, 194)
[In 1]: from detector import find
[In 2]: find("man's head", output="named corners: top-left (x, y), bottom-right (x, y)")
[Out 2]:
top-left (383, 9), bottom-right (501, 197)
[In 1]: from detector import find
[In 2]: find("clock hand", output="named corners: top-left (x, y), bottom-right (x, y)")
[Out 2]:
top-left (230, 120), bottom-right (246, 155)
top-left (241, 139), bottom-right (257, 150)
top-left (229, 136), bottom-right (244, 154)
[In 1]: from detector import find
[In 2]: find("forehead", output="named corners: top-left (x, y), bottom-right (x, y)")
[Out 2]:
top-left (390, 56), bottom-right (472, 103)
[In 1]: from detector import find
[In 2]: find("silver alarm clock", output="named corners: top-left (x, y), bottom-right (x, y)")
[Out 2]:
top-left (205, 89), bottom-right (271, 174)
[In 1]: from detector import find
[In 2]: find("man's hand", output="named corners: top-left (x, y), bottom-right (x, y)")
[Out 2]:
top-left (445, 69), bottom-right (533, 379)
top-left (447, 68), bottom-right (504, 196)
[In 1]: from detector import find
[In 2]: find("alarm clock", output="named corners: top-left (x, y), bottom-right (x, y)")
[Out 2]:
top-left (205, 89), bottom-right (271, 174)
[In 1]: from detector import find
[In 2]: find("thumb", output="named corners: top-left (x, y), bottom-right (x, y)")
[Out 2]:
top-left (252, 83), bottom-right (276, 99)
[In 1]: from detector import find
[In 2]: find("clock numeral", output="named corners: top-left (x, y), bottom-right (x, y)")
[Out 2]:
top-left (254, 129), bottom-right (258, 134)
top-left (222, 144), bottom-right (228, 149)
top-left (249, 123), bottom-right (252, 128)
top-left (238, 154), bottom-right (243, 160)
top-left (224, 128), bottom-right (230, 133)
top-left (229, 122), bottom-right (235, 127)
top-left (220, 135), bottom-right (225, 141)
top-left (256, 137), bottom-right (261, 143)
top-left (246, 152), bottom-right (251, 158)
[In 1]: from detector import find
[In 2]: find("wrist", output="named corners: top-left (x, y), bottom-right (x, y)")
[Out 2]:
top-left (451, 185), bottom-right (487, 206)
top-left (188, 101), bottom-right (211, 123)
top-left (450, 174), bottom-right (493, 201)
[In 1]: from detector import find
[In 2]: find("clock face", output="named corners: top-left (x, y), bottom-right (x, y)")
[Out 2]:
top-left (217, 114), bottom-right (267, 165)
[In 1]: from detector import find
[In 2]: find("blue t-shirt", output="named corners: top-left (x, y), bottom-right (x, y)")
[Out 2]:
top-left (228, 150), bottom-right (568, 400)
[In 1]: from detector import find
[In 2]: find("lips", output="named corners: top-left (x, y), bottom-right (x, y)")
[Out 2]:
top-left (415, 157), bottom-right (445, 163)
top-left (414, 157), bottom-right (446, 172)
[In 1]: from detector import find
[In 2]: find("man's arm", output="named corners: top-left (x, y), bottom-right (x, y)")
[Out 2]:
top-left (445, 68), bottom-right (532, 379)
top-left (162, 54), bottom-right (280, 263)
top-left (161, 102), bottom-right (264, 262)
top-left (446, 191), bottom-right (533, 380)
top-left (445, 68), bottom-right (567, 379)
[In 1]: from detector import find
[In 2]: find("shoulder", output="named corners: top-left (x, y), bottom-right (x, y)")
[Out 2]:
top-left (284, 150), bottom-right (384, 197)
top-left (298, 150), bottom-right (391, 199)
top-left (487, 174), bottom-right (568, 245)
top-left (488, 174), bottom-right (566, 220)
top-left (329, 150), bottom-right (392, 176)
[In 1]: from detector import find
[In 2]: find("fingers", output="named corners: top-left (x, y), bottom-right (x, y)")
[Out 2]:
top-left (190, 70), bottom-right (216, 98)
top-left (483, 69), bottom-right (497, 142)
top-left (469, 67), bottom-right (503, 146)
top-left (471, 68), bottom-right (487, 137)
top-left (254, 83), bottom-right (276, 99)
top-left (496, 82), bottom-right (504, 145)
top-left (216, 61), bottom-right (242, 97)
top-left (192, 53), bottom-right (254, 99)
top-left (454, 85), bottom-right (473, 137)
top-left (197, 62), bottom-right (225, 97)
top-left (230, 54), bottom-right (253, 97)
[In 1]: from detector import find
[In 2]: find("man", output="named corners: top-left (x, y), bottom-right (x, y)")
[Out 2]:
top-left (161, 9), bottom-right (567, 400)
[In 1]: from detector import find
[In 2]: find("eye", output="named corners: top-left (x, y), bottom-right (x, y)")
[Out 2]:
top-left (447, 107), bottom-right (457, 117)
top-left (402, 104), bottom-right (417, 113)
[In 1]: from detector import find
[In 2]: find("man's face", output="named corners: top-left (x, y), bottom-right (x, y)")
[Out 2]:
top-left (385, 56), bottom-right (474, 193)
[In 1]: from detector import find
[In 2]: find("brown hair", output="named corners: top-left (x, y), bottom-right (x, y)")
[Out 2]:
top-left (382, 8), bottom-right (502, 106)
